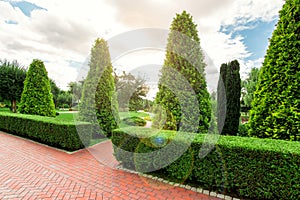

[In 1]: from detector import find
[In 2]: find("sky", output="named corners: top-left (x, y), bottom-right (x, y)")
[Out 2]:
top-left (0, 0), bottom-right (284, 99)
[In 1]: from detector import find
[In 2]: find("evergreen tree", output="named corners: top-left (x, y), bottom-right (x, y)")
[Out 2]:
top-left (225, 60), bottom-right (241, 135)
top-left (217, 60), bottom-right (241, 135)
top-left (217, 63), bottom-right (227, 133)
top-left (18, 59), bottom-right (56, 117)
top-left (248, 0), bottom-right (300, 140)
top-left (79, 38), bottom-right (119, 137)
top-left (154, 11), bottom-right (211, 133)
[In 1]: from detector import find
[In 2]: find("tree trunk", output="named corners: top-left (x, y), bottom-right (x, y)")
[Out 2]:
top-left (11, 99), bottom-right (17, 113)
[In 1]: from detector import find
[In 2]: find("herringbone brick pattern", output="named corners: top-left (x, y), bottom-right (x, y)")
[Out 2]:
top-left (0, 131), bottom-right (220, 200)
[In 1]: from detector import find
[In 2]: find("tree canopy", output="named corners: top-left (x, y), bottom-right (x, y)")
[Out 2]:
top-left (114, 71), bottom-right (149, 111)
top-left (0, 59), bottom-right (27, 113)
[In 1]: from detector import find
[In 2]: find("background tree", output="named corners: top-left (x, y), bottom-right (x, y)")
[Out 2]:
top-left (217, 63), bottom-right (227, 133)
top-left (18, 59), bottom-right (56, 117)
top-left (114, 71), bottom-right (149, 111)
top-left (50, 79), bottom-right (61, 108)
top-left (241, 67), bottom-right (260, 114)
top-left (57, 91), bottom-right (73, 109)
top-left (248, 0), bottom-right (300, 140)
top-left (217, 60), bottom-right (241, 135)
top-left (154, 11), bottom-right (211, 133)
top-left (68, 81), bottom-right (83, 105)
top-left (0, 59), bottom-right (27, 113)
top-left (80, 38), bottom-right (119, 137)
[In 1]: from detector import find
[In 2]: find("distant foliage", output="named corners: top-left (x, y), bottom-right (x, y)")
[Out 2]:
top-left (18, 59), bottom-right (56, 117)
top-left (217, 60), bottom-right (241, 135)
top-left (154, 11), bottom-right (211, 133)
top-left (0, 59), bottom-right (27, 113)
top-left (49, 79), bottom-right (61, 108)
top-left (114, 71), bottom-right (149, 111)
top-left (248, 0), bottom-right (300, 140)
top-left (241, 67), bottom-right (260, 111)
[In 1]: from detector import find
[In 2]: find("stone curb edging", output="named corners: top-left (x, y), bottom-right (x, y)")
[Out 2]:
top-left (115, 165), bottom-right (240, 200)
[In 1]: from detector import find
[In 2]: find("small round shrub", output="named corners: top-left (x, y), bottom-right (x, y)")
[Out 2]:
top-left (122, 116), bottom-right (146, 126)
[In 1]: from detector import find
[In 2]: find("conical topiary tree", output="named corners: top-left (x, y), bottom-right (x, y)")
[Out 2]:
top-left (154, 11), bottom-right (211, 133)
top-left (18, 59), bottom-right (56, 117)
top-left (248, 0), bottom-right (300, 140)
top-left (79, 38), bottom-right (119, 137)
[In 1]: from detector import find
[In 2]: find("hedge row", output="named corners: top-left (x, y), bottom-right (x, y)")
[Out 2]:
top-left (0, 112), bottom-right (92, 151)
top-left (112, 127), bottom-right (300, 200)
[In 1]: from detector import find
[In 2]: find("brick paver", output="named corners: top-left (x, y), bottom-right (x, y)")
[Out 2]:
top-left (0, 131), bottom-right (220, 200)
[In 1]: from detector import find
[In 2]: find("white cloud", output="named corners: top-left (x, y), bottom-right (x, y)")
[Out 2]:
top-left (239, 57), bottom-right (264, 79)
top-left (0, 0), bottom-right (284, 92)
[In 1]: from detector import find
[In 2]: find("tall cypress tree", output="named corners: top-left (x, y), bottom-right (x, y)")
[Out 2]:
top-left (18, 59), bottom-right (56, 117)
top-left (225, 60), bottom-right (241, 135)
top-left (217, 63), bottom-right (228, 133)
top-left (79, 38), bottom-right (119, 137)
top-left (217, 60), bottom-right (241, 135)
top-left (154, 11), bottom-right (211, 133)
top-left (248, 0), bottom-right (300, 140)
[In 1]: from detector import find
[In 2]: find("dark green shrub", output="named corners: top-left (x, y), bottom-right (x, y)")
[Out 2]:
top-left (122, 116), bottom-right (146, 126)
top-left (112, 127), bottom-right (300, 199)
top-left (248, 0), bottom-right (300, 140)
top-left (18, 59), bottom-right (56, 117)
top-left (0, 112), bottom-right (92, 151)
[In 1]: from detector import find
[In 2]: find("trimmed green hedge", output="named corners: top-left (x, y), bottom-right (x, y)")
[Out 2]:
top-left (112, 127), bottom-right (300, 199)
top-left (0, 112), bottom-right (92, 151)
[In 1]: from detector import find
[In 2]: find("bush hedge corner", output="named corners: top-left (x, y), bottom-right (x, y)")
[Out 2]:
top-left (0, 112), bottom-right (92, 151)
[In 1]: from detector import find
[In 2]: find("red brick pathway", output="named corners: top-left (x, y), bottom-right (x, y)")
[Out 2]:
top-left (0, 131), bottom-right (220, 200)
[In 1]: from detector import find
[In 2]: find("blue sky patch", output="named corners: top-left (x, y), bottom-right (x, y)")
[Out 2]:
top-left (5, 19), bottom-right (18, 25)
top-left (7, 0), bottom-right (47, 17)
top-left (220, 19), bottom-right (279, 61)
top-left (68, 60), bottom-right (85, 69)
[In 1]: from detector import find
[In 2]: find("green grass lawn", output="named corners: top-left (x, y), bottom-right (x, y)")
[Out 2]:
top-left (56, 112), bottom-right (77, 121)
top-left (56, 111), bottom-right (150, 122)
top-left (119, 111), bottom-right (150, 119)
